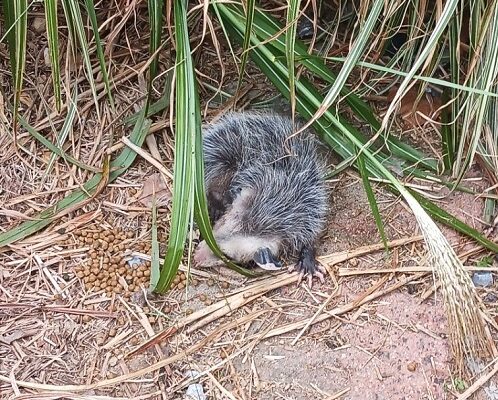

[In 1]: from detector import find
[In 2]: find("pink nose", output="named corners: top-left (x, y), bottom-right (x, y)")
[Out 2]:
top-left (193, 240), bottom-right (217, 266)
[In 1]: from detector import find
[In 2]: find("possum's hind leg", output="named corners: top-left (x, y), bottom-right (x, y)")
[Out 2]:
top-left (293, 245), bottom-right (326, 287)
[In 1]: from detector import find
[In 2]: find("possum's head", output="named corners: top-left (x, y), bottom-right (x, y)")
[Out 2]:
top-left (194, 188), bottom-right (283, 270)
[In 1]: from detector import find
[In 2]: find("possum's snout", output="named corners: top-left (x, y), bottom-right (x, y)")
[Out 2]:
top-left (193, 240), bottom-right (221, 267)
top-left (194, 235), bottom-right (283, 270)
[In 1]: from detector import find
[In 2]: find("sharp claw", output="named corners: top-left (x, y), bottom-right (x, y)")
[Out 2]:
top-left (288, 264), bottom-right (295, 273)
top-left (307, 274), bottom-right (313, 288)
top-left (297, 271), bottom-right (305, 285)
top-left (316, 264), bottom-right (326, 274)
top-left (315, 271), bottom-right (325, 283)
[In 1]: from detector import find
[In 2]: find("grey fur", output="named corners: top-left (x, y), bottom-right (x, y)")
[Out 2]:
top-left (198, 111), bottom-right (329, 267)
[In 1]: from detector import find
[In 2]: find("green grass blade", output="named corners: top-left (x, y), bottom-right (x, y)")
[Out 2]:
top-left (3, 0), bottom-right (28, 134)
top-left (382, 0), bottom-right (459, 128)
top-left (311, 0), bottom-right (384, 121)
top-left (124, 79), bottom-right (172, 125)
top-left (148, 0), bottom-right (164, 82)
top-left (149, 196), bottom-right (160, 290)
top-left (46, 87), bottom-right (79, 174)
top-left (285, 0), bottom-right (300, 120)
top-left (192, 81), bottom-right (261, 278)
top-left (61, 0), bottom-right (101, 119)
top-left (155, 0), bottom-right (197, 293)
top-left (453, 2), bottom-right (498, 185)
top-left (235, 0), bottom-right (255, 98)
top-left (440, 88), bottom-right (454, 172)
top-left (410, 190), bottom-right (498, 253)
top-left (84, 0), bottom-right (115, 111)
top-left (357, 152), bottom-right (388, 250)
top-left (44, 0), bottom-right (61, 112)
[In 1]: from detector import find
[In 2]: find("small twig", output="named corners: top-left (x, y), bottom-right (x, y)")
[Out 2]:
top-left (457, 358), bottom-right (498, 400)
top-left (338, 266), bottom-right (498, 276)
top-left (121, 136), bottom-right (173, 180)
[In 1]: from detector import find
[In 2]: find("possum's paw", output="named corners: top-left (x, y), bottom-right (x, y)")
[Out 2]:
top-left (290, 246), bottom-right (326, 287)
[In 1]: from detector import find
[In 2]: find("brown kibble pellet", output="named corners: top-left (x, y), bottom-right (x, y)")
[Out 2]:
top-left (221, 281), bottom-right (229, 289)
top-left (82, 315), bottom-right (91, 322)
top-left (177, 282), bottom-right (185, 290)
top-left (128, 284), bottom-right (135, 291)
top-left (185, 308), bottom-right (193, 315)
top-left (109, 327), bottom-right (117, 337)
top-left (192, 278), bottom-right (199, 286)
top-left (163, 306), bottom-right (172, 314)
top-left (144, 269), bottom-right (151, 277)
top-left (180, 273), bottom-right (187, 281)
top-left (127, 231), bottom-right (134, 239)
top-left (117, 317), bottom-right (125, 325)
top-left (77, 271), bottom-right (85, 279)
top-left (205, 299), bottom-right (213, 306)
top-left (407, 361), bottom-right (417, 372)
top-left (148, 316), bottom-right (155, 324)
top-left (130, 336), bottom-right (138, 345)
top-left (199, 294), bottom-right (207, 302)
top-left (84, 269), bottom-right (91, 277)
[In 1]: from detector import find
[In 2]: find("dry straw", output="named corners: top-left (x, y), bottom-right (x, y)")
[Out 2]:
top-left (404, 193), bottom-right (493, 373)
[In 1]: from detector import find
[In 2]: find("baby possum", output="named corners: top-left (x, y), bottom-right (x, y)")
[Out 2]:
top-left (194, 111), bottom-right (329, 284)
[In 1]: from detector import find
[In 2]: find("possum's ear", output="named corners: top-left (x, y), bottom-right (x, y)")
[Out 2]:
top-left (253, 248), bottom-right (282, 271)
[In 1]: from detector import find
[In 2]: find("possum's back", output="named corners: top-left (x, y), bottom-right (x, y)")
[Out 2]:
top-left (202, 112), bottom-right (320, 171)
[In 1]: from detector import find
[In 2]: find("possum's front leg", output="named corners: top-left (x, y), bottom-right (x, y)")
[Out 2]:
top-left (292, 245), bottom-right (326, 287)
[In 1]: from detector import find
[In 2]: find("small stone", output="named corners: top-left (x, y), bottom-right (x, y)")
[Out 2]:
top-left (407, 361), bottom-right (417, 372)
top-left (108, 356), bottom-right (118, 367)
top-left (199, 294), bottom-right (207, 302)
top-left (472, 271), bottom-right (493, 287)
